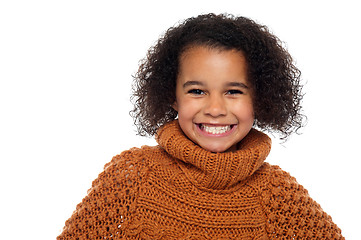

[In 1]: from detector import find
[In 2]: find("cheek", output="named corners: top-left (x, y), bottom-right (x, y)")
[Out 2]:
top-left (177, 99), bottom-right (199, 117)
top-left (175, 102), bottom-right (189, 123)
top-left (178, 108), bottom-right (195, 124)
top-left (233, 101), bottom-right (254, 121)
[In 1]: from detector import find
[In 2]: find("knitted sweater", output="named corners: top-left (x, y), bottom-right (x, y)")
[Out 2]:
top-left (58, 120), bottom-right (344, 239)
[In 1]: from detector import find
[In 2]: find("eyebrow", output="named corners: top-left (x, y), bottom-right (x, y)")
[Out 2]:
top-left (182, 81), bottom-right (249, 89)
top-left (226, 82), bottom-right (249, 89)
top-left (182, 81), bottom-right (204, 88)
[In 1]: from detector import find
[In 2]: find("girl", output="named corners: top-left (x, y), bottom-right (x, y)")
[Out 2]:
top-left (58, 13), bottom-right (344, 239)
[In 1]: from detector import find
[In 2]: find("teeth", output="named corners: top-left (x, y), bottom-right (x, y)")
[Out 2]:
top-left (201, 124), bottom-right (231, 134)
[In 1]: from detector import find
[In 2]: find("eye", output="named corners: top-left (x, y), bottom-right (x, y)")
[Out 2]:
top-left (188, 89), bottom-right (205, 95)
top-left (226, 89), bottom-right (243, 95)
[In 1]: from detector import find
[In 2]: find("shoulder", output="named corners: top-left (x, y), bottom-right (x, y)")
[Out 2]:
top-left (105, 145), bottom-right (163, 170)
top-left (245, 163), bottom-right (306, 197)
top-left (250, 163), bottom-right (299, 184)
top-left (264, 164), bottom-right (308, 197)
top-left (264, 164), bottom-right (300, 187)
top-left (91, 145), bottom-right (164, 190)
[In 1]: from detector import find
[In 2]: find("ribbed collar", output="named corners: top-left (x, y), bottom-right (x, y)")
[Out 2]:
top-left (156, 120), bottom-right (272, 191)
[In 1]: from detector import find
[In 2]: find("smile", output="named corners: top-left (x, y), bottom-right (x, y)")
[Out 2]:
top-left (197, 123), bottom-right (235, 135)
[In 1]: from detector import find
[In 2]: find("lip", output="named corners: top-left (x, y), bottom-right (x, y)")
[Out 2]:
top-left (195, 123), bottom-right (237, 137)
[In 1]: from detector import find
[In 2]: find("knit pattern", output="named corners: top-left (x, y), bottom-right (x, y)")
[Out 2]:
top-left (57, 148), bottom-right (150, 239)
top-left (261, 166), bottom-right (343, 239)
top-left (57, 120), bottom-right (344, 239)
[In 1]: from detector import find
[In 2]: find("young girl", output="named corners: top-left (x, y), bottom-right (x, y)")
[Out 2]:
top-left (58, 14), bottom-right (344, 239)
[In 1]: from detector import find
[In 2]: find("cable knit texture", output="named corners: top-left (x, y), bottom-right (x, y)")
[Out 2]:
top-left (57, 120), bottom-right (344, 239)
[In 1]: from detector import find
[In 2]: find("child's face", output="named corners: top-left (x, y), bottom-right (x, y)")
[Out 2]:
top-left (173, 46), bottom-right (254, 152)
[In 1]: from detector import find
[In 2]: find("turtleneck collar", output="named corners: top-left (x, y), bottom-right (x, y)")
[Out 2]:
top-left (156, 120), bottom-right (272, 191)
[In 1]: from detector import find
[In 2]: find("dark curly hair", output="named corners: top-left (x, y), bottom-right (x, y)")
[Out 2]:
top-left (130, 13), bottom-right (305, 140)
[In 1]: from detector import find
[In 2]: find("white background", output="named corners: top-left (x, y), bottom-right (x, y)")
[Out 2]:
top-left (0, 0), bottom-right (359, 239)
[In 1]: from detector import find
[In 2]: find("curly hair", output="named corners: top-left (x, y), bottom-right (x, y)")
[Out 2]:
top-left (130, 13), bottom-right (305, 140)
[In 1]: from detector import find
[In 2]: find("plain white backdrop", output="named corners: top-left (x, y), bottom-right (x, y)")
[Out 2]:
top-left (0, 0), bottom-right (359, 239)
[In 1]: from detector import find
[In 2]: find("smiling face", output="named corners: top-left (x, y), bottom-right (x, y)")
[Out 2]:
top-left (173, 46), bottom-right (254, 153)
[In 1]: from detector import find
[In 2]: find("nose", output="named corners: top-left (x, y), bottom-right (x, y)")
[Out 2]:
top-left (204, 95), bottom-right (227, 117)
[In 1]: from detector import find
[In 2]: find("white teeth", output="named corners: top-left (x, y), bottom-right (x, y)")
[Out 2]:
top-left (201, 124), bottom-right (231, 134)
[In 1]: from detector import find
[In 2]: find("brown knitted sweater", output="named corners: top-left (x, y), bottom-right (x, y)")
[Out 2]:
top-left (58, 120), bottom-right (344, 239)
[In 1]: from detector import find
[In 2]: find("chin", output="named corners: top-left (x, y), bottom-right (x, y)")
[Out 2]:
top-left (201, 144), bottom-right (234, 153)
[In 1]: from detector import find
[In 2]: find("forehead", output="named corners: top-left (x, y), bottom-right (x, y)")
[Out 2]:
top-left (177, 45), bottom-right (249, 85)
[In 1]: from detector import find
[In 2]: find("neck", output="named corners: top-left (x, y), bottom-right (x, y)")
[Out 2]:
top-left (156, 120), bottom-right (272, 191)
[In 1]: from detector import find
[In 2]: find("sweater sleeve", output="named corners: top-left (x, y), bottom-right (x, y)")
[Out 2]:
top-left (261, 165), bottom-right (344, 239)
top-left (57, 148), bottom-right (146, 240)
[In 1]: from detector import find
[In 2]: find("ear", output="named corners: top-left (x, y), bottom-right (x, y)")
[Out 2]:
top-left (171, 101), bottom-right (178, 112)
